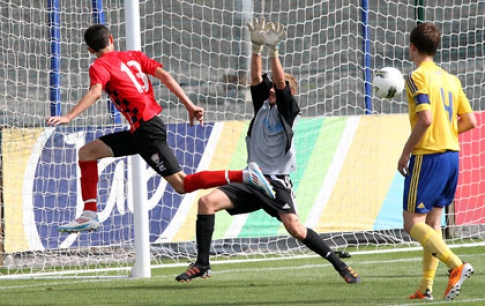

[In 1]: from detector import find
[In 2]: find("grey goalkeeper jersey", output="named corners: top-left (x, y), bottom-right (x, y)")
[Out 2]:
top-left (246, 100), bottom-right (299, 175)
top-left (247, 74), bottom-right (301, 175)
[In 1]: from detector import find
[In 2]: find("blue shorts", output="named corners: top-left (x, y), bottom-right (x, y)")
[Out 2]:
top-left (403, 151), bottom-right (459, 214)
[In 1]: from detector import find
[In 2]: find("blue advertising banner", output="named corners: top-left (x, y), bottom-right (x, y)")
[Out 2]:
top-left (3, 123), bottom-right (213, 252)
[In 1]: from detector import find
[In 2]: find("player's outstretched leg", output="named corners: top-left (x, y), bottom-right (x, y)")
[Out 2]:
top-left (58, 211), bottom-right (99, 233)
top-left (176, 262), bottom-right (211, 283)
top-left (244, 162), bottom-right (275, 199)
top-left (444, 262), bottom-right (474, 300)
top-left (338, 266), bottom-right (361, 284)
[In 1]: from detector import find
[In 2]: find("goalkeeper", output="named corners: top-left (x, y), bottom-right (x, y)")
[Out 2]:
top-left (176, 17), bottom-right (360, 284)
top-left (46, 24), bottom-right (274, 233)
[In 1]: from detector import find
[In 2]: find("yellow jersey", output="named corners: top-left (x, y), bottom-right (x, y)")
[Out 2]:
top-left (404, 61), bottom-right (473, 155)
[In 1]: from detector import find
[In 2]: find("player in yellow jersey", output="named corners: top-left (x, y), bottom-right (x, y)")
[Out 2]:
top-left (398, 22), bottom-right (477, 301)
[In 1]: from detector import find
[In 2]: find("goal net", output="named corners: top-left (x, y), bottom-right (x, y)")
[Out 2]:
top-left (1, 0), bottom-right (484, 278)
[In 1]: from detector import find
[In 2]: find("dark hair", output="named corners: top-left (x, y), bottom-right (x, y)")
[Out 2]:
top-left (410, 22), bottom-right (441, 56)
top-left (84, 24), bottom-right (111, 52)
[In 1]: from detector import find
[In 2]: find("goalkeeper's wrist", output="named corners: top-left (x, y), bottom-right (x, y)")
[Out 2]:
top-left (268, 49), bottom-right (279, 58)
top-left (252, 44), bottom-right (263, 54)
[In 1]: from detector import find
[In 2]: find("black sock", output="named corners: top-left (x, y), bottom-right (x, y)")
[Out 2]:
top-left (195, 214), bottom-right (215, 266)
top-left (302, 228), bottom-right (347, 271)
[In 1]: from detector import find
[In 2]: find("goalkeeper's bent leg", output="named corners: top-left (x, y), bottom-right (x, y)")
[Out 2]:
top-left (302, 228), bottom-right (347, 271)
top-left (195, 214), bottom-right (215, 266)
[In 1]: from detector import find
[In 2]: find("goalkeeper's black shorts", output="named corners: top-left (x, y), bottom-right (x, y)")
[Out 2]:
top-left (222, 174), bottom-right (297, 219)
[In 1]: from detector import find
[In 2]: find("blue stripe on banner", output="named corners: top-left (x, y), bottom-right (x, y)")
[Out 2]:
top-left (373, 172), bottom-right (404, 231)
top-left (374, 170), bottom-right (447, 230)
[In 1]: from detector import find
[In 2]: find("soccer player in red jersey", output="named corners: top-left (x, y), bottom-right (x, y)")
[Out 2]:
top-left (47, 24), bottom-right (274, 233)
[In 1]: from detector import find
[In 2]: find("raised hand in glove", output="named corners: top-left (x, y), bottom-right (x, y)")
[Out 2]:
top-left (247, 17), bottom-right (272, 54)
top-left (264, 21), bottom-right (286, 58)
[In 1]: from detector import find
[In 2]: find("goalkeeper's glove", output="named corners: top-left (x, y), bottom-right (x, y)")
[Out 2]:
top-left (264, 22), bottom-right (286, 58)
top-left (247, 17), bottom-right (271, 54)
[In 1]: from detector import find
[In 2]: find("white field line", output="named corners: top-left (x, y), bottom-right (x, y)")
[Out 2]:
top-left (1, 242), bottom-right (483, 281)
top-left (1, 244), bottom-right (483, 290)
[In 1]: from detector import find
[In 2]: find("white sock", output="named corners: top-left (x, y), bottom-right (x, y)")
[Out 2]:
top-left (82, 210), bottom-right (97, 218)
top-left (242, 170), bottom-right (250, 183)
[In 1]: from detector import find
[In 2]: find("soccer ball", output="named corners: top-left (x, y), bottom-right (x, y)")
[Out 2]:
top-left (372, 67), bottom-right (405, 99)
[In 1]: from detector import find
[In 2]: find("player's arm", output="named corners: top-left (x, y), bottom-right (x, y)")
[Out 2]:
top-left (270, 57), bottom-right (286, 90)
top-left (154, 67), bottom-right (203, 126)
top-left (398, 109), bottom-right (432, 176)
top-left (46, 83), bottom-right (103, 126)
top-left (250, 53), bottom-right (263, 86)
top-left (266, 22), bottom-right (286, 90)
top-left (458, 112), bottom-right (477, 134)
top-left (247, 17), bottom-right (271, 86)
top-left (455, 78), bottom-right (477, 134)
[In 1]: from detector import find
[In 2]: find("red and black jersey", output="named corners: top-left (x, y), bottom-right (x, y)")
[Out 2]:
top-left (89, 51), bottom-right (163, 131)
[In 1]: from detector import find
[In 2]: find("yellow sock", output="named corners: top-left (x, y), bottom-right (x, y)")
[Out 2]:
top-left (410, 222), bottom-right (462, 269)
top-left (418, 229), bottom-right (441, 293)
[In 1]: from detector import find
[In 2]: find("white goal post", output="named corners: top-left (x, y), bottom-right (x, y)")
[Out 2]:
top-left (1, 0), bottom-right (484, 278)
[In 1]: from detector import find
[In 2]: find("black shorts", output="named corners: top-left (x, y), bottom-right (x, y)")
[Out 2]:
top-left (222, 174), bottom-right (297, 220)
top-left (99, 116), bottom-right (181, 177)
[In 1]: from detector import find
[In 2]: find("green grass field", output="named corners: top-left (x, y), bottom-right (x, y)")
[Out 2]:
top-left (0, 246), bottom-right (483, 306)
